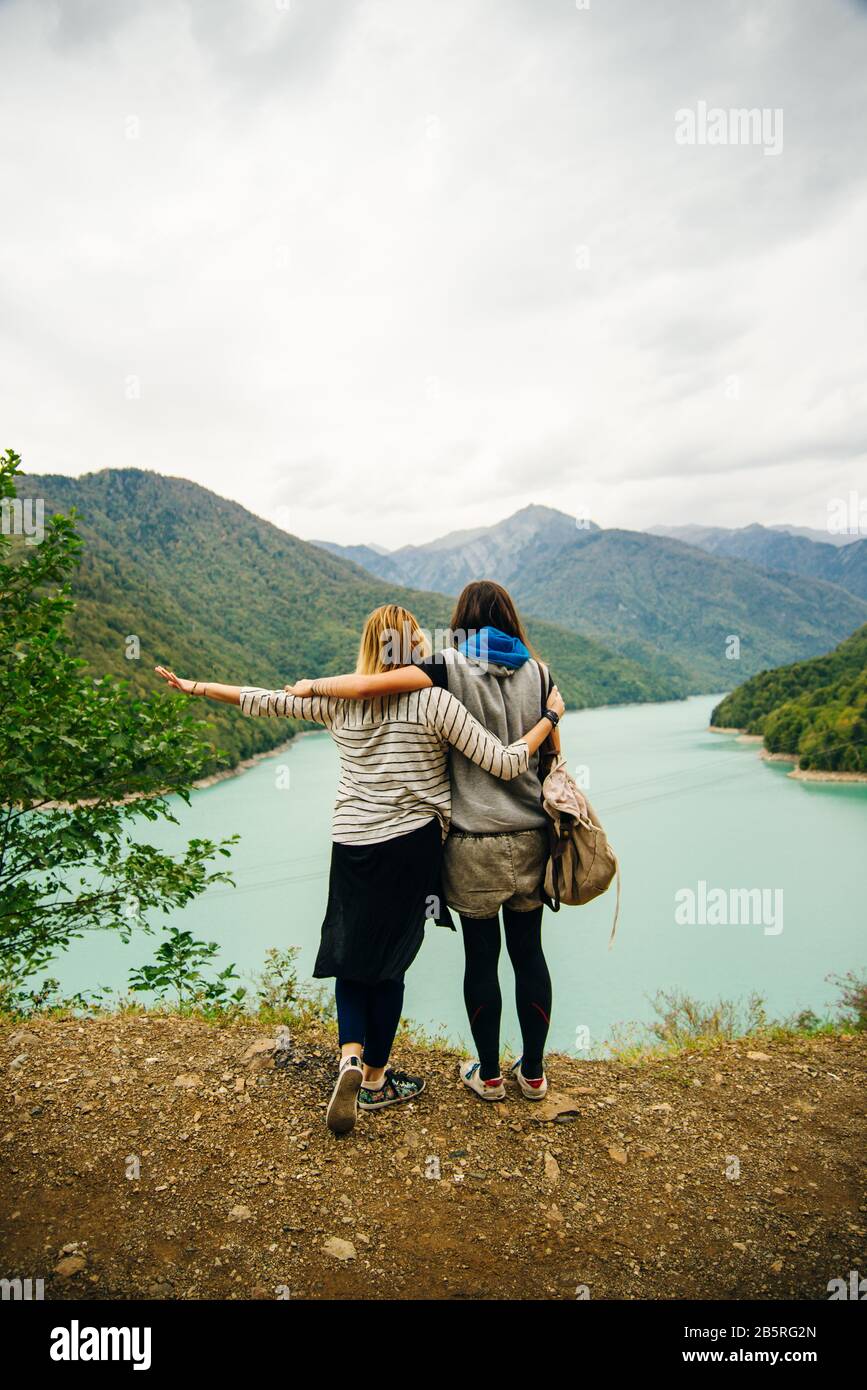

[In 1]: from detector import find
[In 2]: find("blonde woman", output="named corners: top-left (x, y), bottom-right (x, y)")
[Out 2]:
top-left (155, 604), bottom-right (564, 1136)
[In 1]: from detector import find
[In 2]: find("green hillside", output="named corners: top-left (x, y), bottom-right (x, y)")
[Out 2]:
top-left (510, 528), bottom-right (867, 687)
top-left (650, 524), bottom-right (867, 600)
top-left (711, 625), bottom-right (867, 772)
top-left (14, 470), bottom-right (689, 774)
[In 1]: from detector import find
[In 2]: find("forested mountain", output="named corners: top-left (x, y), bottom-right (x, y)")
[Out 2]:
top-left (313, 506), bottom-right (867, 687)
top-left (648, 523), bottom-right (867, 599)
top-left (13, 471), bottom-right (688, 773)
top-left (711, 625), bottom-right (867, 773)
top-left (509, 528), bottom-right (867, 686)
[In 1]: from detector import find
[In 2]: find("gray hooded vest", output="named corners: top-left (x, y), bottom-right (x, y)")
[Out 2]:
top-left (437, 647), bottom-right (549, 833)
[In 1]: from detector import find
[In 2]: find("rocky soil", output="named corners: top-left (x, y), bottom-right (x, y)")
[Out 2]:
top-left (1, 1015), bottom-right (865, 1301)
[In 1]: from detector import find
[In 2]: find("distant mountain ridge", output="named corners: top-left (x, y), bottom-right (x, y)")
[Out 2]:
top-left (768, 523), bottom-right (863, 547)
top-left (319, 505), bottom-right (592, 595)
top-left (311, 505), bottom-right (867, 687)
top-left (310, 540), bottom-right (405, 582)
top-left (648, 523), bottom-right (867, 599)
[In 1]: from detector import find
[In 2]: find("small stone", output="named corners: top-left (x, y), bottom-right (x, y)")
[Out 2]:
top-left (229, 1205), bottom-right (253, 1222)
top-left (322, 1236), bottom-right (356, 1262)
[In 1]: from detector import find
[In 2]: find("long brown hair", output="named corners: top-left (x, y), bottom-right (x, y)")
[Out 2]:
top-left (449, 580), bottom-right (539, 658)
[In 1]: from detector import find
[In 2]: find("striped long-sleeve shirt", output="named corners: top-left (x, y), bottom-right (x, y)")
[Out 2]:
top-left (239, 685), bottom-right (531, 846)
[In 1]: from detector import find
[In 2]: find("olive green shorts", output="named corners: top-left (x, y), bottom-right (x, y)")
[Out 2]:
top-left (442, 826), bottom-right (548, 919)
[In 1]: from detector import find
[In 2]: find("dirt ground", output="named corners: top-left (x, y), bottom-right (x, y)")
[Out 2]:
top-left (1, 1015), bottom-right (865, 1301)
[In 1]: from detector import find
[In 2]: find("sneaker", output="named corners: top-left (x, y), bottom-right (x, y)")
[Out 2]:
top-left (326, 1055), bottom-right (363, 1135)
top-left (358, 1068), bottom-right (425, 1110)
top-left (510, 1058), bottom-right (548, 1100)
top-left (460, 1058), bottom-right (506, 1101)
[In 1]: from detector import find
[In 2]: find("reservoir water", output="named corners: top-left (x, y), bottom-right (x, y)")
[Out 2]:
top-left (54, 695), bottom-right (867, 1055)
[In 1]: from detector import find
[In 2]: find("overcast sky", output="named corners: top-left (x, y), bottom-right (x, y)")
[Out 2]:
top-left (1, 0), bottom-right (866, 546)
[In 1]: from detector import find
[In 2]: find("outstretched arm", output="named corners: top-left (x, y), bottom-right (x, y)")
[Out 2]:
top-left (422, 686), bottom-right (565, 781)
top-left (155, 668), bottom-right (243, 705)
top-left (285, 665), bottom-right (433, 700)
top-left (154, 668), bottom-right (335, 726)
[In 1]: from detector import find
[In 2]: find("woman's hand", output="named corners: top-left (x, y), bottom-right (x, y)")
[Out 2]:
top-left (155, 666), bottom-right (199, 695)
top-left (546, 685), bottom-right (565, 719)
top-left (283, 678), bottom-right (314, 696)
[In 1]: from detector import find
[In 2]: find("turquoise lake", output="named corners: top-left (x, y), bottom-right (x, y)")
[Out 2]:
top-left (54, 695), bottom-right (867, 1055)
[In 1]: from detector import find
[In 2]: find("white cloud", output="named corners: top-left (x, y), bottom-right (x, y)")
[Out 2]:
top-left (1, 0), bottom-right (865, 545)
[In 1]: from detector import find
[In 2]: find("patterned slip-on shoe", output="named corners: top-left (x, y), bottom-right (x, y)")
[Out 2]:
top-left (358, 1068), bottom-right (426, 1110)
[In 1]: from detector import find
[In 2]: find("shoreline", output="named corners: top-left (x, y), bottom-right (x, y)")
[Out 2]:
top-left (191, 733), bottom-right (303, 791)
top-left (782, 763), bottom-right (867, 784)
top-left (709, 726), bottom-right (867, 783)
top-left (40, 732), bottom-right (310, 811)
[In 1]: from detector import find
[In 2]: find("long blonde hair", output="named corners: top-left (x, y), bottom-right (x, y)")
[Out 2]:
top-left (356, 604), bottom-right (430, 675)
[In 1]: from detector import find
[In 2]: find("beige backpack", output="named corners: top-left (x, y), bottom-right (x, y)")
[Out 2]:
top-left (539, 757), bottom-right (620, 947)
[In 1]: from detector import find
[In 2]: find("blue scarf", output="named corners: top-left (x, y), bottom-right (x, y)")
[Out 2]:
top-left (458, 625), bottom-right (530, 669)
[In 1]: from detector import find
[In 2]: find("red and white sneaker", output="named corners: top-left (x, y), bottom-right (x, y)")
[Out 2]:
top-left (460, 1058), bottom-right (506, 1101)
top-left (510, 1059), bottom-right (548, 1100)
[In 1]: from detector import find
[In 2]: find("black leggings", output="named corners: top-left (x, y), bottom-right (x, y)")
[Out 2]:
top-left (335, 976), bottom-right (405, 1070)
top-left (460, 905), bottom-right (551, 1081)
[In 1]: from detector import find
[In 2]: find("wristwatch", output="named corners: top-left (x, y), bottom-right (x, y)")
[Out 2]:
top-left (543, 707), bottom-right (560, 727)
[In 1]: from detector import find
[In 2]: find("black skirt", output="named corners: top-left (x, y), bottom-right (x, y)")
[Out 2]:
top-left (313, 816), bottom-right (452, 984)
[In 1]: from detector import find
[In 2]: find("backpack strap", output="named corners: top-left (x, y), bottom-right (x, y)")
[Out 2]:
top-left (538, 658), bottom-right (560, 911)
top-left (607, 858), bottom-right (621, 949)
top-left (541, 812), bottom-right (564, 913)
top-left (537, 661), bottom-right (558, 784)
top-left (538, 659), bottom-right (557, 718)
